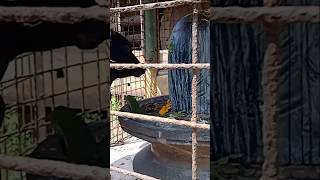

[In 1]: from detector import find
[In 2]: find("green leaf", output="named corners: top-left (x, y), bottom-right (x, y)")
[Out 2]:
top-left (168, 43), bottom-right (175, 55)
top-left (111, 96), bottom-right (121, 111)
top-left (125, 96), bottom-right (146, 114)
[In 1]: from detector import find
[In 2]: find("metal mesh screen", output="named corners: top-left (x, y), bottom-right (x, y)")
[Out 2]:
top-left (109, 0), bottom-right (195, 146)
top-left (0, 43), bottom-right (108, 179)
top-left (110, 0), bottom-right (146, 145)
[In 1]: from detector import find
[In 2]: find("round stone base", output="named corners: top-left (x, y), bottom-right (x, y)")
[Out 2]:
top-left (133, 144), bottom-right (210, 180)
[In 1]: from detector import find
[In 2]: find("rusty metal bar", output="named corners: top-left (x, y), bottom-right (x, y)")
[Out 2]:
top-left (0, 5), bottom-right (318, 24)
top-left (110, 0), bottom-right (203, 13)
top-left (96, 49), bottom-right (102, 112)
top-left (140, 0), bottom-right (145, 60)
top-left (0, 154), bottom-right (109, 180)
top-left (210, 6), bottom-right (320, 23)
top-left (50, 50), bottom-right (56, 110)
top-left (0, 6), bottom-right (108, 23)
top-left (28, 54), bottom-right (35, 146)
top-left (191, 2), bottom-right (200, 179)
top-left (260, 0), bottom-right (281, 179)
top-left (14, 54), bottom-right (24, 180)
top-left (20, 57), bottom-right (26, 126)
top-left (38, 52), bottom-right (48, 140)
top-left (110, 63), bottom-right (210, 69)
top-left (110, 166), bottom-right (159, 180)
top-left (33, 52), bottom-right (41, 144)
top-left (64, 48), bottom-right (70, 108)
top-left (110, 111), bottom-right (209, 130)
top-left (81, 51), bottom-right (86, 113)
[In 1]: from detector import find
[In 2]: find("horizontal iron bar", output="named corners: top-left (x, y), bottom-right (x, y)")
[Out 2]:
top-left (1, 5), bottom-right (318, 24)
top-left (0, 6), bottom-right (108, 23)
top-left (0, 154), bottom-right (109, 180)
top-left (110, 0), bottom-right (204, 13)
top-left (110, 111), bottom-right (210, 130)
top-left (111, 166), bottom-right (159, 180)
top-left (210, 6), bottom-right (320, 23)
top-left (110, 63), bottom-right (210, 69)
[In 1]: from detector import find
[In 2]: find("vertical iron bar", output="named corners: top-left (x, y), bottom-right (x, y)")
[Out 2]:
top-left (20, 57), bottom-right (26, 126)
top-left (34, 52), bottom-right (46, 142)
top-left (20, 56), bottom-right (26, 149)
top-left (32, 53), bottom-right (39, 144)
top-left (64, 48), bottom-right (70, 108)
top-left (14, 56), bottom-right (23, 179)
top-left (191, 2), bottom-right (199, 180)
top-left (50, 50), bottom-right (55, 109)
top-left (28, 55), bottom-right (35, 144)
top-left (105, 1), bottom-right (111, 173)
top-left (260, 0), bottom-right (281, 179)
top-left (96, 49), bottom-right (102, 113)
top-left (40, 51), bottom-right (47, 135)
top-left (81, 51), bottom-right (86, 114)
top-left (117, 0), bottom-right (121, 32)
top-left (139, 0), bottom-right (145, 98)
top-left (140, 0), bottom-right (145, 57)
top-left (49, 50), bottom-right (55, 135)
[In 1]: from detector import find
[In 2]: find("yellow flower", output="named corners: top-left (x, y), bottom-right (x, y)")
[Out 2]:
top-left (159, 100), bottom-right (171, 116)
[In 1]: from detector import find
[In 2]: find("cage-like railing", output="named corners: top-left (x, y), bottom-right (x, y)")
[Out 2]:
top-left (110, 0), bottom-right (209, 179)
top-left (0, 0), bottom-right (318, 180)
top-left (0, 45), bottom-right (109, 179)
top-left (110, 0), bottom-right (320, 180)
top-left (110, 0), bottom-right (147, 146)
top-left (0, 4), bottom-right (110, 179)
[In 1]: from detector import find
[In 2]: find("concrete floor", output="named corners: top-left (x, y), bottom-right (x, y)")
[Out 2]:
top-left (110, 138), bottom-right (149, 180)
top-left (110, 137), bottom-right (210, 180)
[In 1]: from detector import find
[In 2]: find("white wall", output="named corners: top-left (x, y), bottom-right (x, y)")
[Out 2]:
top-left (1, 41), bottom-right (109, 110)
